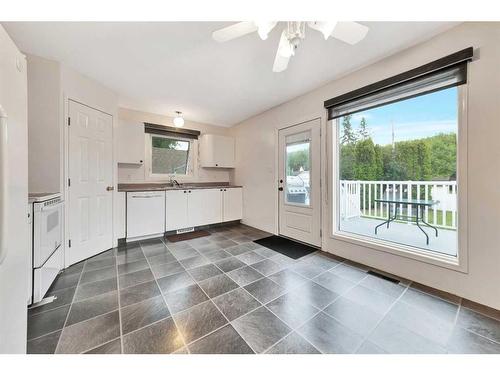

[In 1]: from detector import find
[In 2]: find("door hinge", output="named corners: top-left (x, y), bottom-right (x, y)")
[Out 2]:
top-left (68, 239), bottom-right (71, 248)
top-left (68, 117), bottom-right (71, 126)
top-left (68, 178), bottom-right (71, 187)
top-left (320, 229), bottom-right (322, 238)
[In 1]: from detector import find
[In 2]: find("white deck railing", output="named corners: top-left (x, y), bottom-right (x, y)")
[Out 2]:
top-left (340, 180), bottom-right (457, 230)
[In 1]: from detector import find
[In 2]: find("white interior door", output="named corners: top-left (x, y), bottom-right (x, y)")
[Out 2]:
top-left (278, 118), bottom-right (321, 247)
top-left (68, 100), bottom-right (113, 265)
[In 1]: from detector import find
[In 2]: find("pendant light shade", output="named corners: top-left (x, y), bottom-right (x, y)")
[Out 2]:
top-left (173, 111), bottom-right (184, 127)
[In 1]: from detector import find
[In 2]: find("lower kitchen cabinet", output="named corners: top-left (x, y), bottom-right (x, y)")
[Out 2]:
top-left (126, 191), bottom-right (166, 239)
top-left (165, 187), bottom-right (242, 232)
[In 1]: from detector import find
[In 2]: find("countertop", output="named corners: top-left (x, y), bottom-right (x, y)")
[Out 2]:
top-left (117, 182), bottom-right (242, 192)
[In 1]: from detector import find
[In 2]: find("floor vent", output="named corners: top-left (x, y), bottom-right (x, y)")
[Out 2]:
top-left (367, 270), bottom-right (400, 284)
top-left (176, 227), bottom-right (195, 234)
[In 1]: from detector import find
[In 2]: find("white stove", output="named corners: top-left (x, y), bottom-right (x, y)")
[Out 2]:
top-left (28, 192), bottom-right (64, 305)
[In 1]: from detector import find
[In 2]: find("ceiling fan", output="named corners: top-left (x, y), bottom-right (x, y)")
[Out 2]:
top-left (212, 21), bottom-right (369, 72)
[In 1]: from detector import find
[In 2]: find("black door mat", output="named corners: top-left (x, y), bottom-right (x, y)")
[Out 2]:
top-left (254, 235), bottom-right (317, 260)
top-left (166, 230), bottom-right (210, 242)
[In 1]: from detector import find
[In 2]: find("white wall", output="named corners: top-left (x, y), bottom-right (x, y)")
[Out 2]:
top-left (117, 108), bottom-right (232, 184)
top-left (230, 22), bottom-right (500, 309)
top-left (0, 25), bottom-right (29, 353)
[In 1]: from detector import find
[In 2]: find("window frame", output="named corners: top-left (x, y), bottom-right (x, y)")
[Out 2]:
top-left (327, 84), bottom-right (469, 273)
top-left (145, 133), bottom-right (194, 179)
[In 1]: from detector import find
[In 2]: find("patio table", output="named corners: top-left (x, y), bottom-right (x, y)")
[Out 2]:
top-left (373, 198), bottom-right (440, 245)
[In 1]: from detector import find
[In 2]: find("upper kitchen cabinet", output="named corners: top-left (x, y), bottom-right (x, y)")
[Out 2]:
top-left (117, 121), bottom-right (145, 164)
top-left (199, 134), bottom-right (235, 168)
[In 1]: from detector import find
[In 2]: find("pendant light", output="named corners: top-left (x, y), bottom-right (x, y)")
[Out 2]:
top-left (173, 111), bottom-right (184, 127)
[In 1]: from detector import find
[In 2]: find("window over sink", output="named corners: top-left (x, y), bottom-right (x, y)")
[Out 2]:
top-left (146, 133), bottom-right (193, 177)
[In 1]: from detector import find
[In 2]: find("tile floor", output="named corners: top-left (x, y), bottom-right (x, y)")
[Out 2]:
top-left (26, 224), bottom-right (500, 354)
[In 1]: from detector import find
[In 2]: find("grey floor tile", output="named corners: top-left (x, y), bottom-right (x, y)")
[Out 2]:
top-left (291, 262), bottom-right (326, 279)
top-left (298, 312), bottom-right (364, 353)
top-left (343, 285), bottom-right (396, 315)
top-left (66, 291), bottom-right (118, 326)
top-left (120, 280), bottom-right (161, 307)
top-left (266, 293), bottom-right (319, 329)
top-left (118, 259), bottom-right (150, 275)
top-left (355, 340), bottom-right (387, 354)
top-left (189, 325), bottom-right (254, 354)
top-left (359, 274), bottom-right (406, 298)
top-left (214, 239), bottom-right (238, 249)
top-left (84, 257), bottom-right (116, 272)
top-left (290, 281), bottom-right (339, 309)
top-left (170, 246), bottom-right (199, 260)
top-left (80, 266), bottom-right (116, 285)
top-left (174, 301), bottom-right (228, 344)
top-left (236, 251), bottom-right (265, 265)
top-left (89, 249), bottom-right (115, 261)
top-left (401, 288), bottom-right (459, 322)
top-left (323, 297), bottom-right (383, 336)
top-left (225, 244), bottom-right (251, 256)
top-left (447, 326), bottom-right (500, 354)
top-left (213, 288), bottom-right (261, 321)
top-left (121, 295), bottom-right (171, 334)
top-left (74, 277), bottom-right (117, 301)
top-left (27, 330), bottom-right (61, 354)
top-left (179, 255), bottom-right (210, 270)
top-left (268, 269), bottom-right (308, 291)
top-left (227, 266), bottom-right (264, 286)
top-left (457, 307), bottom-right (500, 343)
top-left (194, 243), bottom-right (221, 254)
top-left (123, 317), bottom-right (183, 354)
top-left (166, 241), bottom-right (192, 251)
top-left (189, 264), bottom-right (223, 282)
top-left (84, 338), bottom-right (122, 354)
top-left (215, 257), bottom-right (246, 273)
top-left (56, 311), bottom-right (120, 353)
top-left (244, 277), bottom-right (285, 304)
top-left (267, 332), bottom-right (320, 354)
top-left (48, 272), bottom-right (81, 292)
top-left (119, 268), bottom-right (155, 289)
top-left (369, 317), bottom-right (447, 354)
top-left (141, 243), bottom-right (169, 258)
top-left (199, 274), bottom-right (239, 298)
top-left (164, 284), bottom-right (209, 314)
top-left (386, 301), bottom-right (454, 346)
top-left (270, 254), bottom-right (297, 268)
top-left (312, 271), bottom-right (355, 295)
top-left (254, 247), bottom-right (279, 258)
top-left (251, 259), bottom-right (282, 276)
top-left (330, 264), bottom-right (368, 283)
top-left (116, 249), bottom-right (145, 265)
top-left (151, 261), bottom-right (184, 278)
top-left (146, 252), bottom-right (176, 266)
top-left (203, 249), bottom-right (232, 262)
top-left (302, 253), bottom-right (341, 271)
top-left (232, 306), bottom-right (291, 353)
top-left (28, 287), bottom-right (76, 316)
top-left (157, 271), bottom-right (196, 293)
top-left (28, 305), bottom-right (70, 340)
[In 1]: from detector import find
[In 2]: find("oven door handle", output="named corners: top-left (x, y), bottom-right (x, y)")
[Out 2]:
top-left (39, 201), bottom-right (63, 212)
top-left (0, 106), bottom-right (8, 265)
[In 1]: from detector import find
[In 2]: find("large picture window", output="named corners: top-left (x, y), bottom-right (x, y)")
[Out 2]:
top-left (334, 87), bottom-right (459, 257)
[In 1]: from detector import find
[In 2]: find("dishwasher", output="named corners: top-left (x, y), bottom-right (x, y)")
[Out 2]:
top-left (126, 191), bottom-right (166, 240)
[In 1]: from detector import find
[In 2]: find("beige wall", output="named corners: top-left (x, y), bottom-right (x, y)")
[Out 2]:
top-left (230, 22), bottom-right (500, 309)
top-left (117, 108), bottom-right (232, 183)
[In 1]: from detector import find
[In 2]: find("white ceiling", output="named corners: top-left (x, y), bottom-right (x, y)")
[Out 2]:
top-left (3, 22), bottom-right (457, 126)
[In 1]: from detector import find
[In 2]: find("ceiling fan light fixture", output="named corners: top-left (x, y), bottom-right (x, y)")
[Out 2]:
top-left (173, 111), bottom-right (184, 127)
top-left (255, 21), bottom-right (278, 40)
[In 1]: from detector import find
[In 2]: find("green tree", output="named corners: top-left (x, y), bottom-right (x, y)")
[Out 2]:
top-left (152, 137), bottom-right (181, 149)
top-left (340, 115), bottom-right (357, 145)
top-left (358, 117), bottom-right (369, 140)
top-left (287, 150), bottom-right (309, 174)
top-left (339, 144), bottom-right (356, 180)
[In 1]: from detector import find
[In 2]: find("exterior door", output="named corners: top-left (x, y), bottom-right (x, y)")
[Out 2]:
top-left (68, 100), bottom-right (113, 265)
top-left (278, 118), bottom-right (321, 247)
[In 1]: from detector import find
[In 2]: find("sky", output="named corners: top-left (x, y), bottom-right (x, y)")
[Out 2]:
top-left (345, 87), bottom-right (458, 145)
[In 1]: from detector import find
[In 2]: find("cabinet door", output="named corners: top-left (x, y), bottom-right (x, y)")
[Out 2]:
top-left (165, 190), bottom-right (189, 231)
top-left (223, 188), bottom-right (243, 222)
top-left (117, 121), bottom-right (145, 164)
top-left (188, 189), bottom-right (222, 227)
top-left (126, 192), bottom-right (165, 238)
top-left (214, 136), bottom-right (235, 168)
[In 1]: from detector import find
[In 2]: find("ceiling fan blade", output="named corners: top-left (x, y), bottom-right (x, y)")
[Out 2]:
top-left (273, 30), bottom-right (293, 73)
top-left (331, 22), bottom-right (369, 45)
top-left (307, 21), bottom-right (338, 39)
top-left (212, 22), bottom-right (258, 43)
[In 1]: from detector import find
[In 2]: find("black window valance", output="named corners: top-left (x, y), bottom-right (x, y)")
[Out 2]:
top-left (324, 47), bottom-right (474, 120)
top-left (144, 122), bottom-right (200, 139)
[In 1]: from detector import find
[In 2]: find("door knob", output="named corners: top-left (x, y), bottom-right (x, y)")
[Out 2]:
top-left (106, 186), bottom-right (114, 191)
